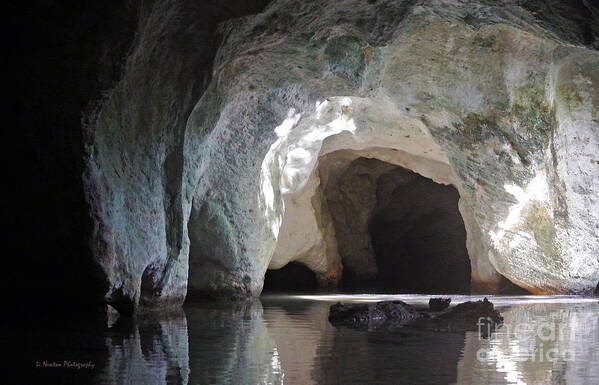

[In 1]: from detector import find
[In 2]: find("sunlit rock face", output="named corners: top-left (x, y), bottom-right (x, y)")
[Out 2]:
top-left (87, 0), bottom-right (599, 304)
top-left (183, 0), bottom-right (599, 296)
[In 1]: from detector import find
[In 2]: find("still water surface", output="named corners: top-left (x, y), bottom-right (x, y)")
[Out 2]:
top-left (22, 295), bottom-right (599, 384)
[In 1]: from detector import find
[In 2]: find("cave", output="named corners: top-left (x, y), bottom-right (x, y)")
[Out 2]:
top-left (263, 262), bottom-right (320, 293)
top-left (19, 0), bottom-right (594, 310)
top-left (14, 0), bottom-right (599, 382)
top-left (367, 166), bottom-right (471, 293)
top-left (266, 152), bottom-right (473, 295)
top-left (325, 157), bottom-right (471, 294)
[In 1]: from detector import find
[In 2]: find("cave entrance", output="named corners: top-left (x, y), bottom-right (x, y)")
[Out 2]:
top-left (325, 157), bottom-right (471, 294)
top-left (263, 262), bottom-right (320, 293)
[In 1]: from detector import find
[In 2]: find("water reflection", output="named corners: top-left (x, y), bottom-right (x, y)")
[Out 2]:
top-left (204, 296), bottom-right (598, 385)
top-left (96, 310), bottom-right (189, 385)
top-left (457, 302), bottom-right (599, 385)
top-left (21, 295), bottom-right (599, 384)
top-left (186, 300), bottom-right (284, 385)
top-left (261, 296), bottom-right (467, 384)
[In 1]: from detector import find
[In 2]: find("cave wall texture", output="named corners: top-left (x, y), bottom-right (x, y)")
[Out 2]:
top-left (9, 0), bottom-right (271, 314)
top-left (181, 0), bottom-right (599, 300)
top-left (83, 0), bottom-right (274, 313)
top-left (325, 158), bottom-right (473, 294)
top-left (12, 0), bottom-right (599, 313)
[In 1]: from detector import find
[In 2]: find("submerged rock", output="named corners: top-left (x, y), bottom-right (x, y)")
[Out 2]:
top-left (329, 298), bottom-right (503, 334)
top-left (429, 298), bottom-right (451, 312)
top-left (329, 300), bottom-right (424, 329)
top-left (413, 298), bottom-right (503, 335)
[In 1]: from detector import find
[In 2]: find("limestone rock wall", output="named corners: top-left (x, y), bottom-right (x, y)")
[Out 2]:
top-left (323, 156), bottom-right (397, 282)
top-left (184, 0), bottom-right (599, 295)
top-left (84, 0), bottom-right (272, 311)
top-left (86, 0), bottom-right (599, 307)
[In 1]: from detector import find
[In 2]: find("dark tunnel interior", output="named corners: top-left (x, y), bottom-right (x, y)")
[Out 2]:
top-left (364, 166), bottom-right (471, 293)
top-left (263, 262), bottom-right (320, 293)
top-left (336, 159), bottom-right (471, 294)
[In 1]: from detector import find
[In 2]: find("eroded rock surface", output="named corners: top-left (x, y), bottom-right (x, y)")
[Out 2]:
top-left (188, 0), bottom-right (599, 296)
top-left (84, 0), bottom-right (272, 311)
top-left (86, 0), bottom-right (599, 306)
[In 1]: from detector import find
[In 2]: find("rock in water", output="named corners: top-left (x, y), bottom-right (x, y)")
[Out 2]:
top-left (329, 301), bottom-right (424, 329)
top-left (595, 282), bottom-right (599, 296)
top-left (429, 298), bottom-right (451, 312)
top-left (329, 298), bottom-right (503, 334)
top-left (417, 298), bottom-right (503, 335)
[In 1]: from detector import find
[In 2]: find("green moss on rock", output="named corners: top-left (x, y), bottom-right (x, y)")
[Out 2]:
top-left (524, 201), bottom-right (557, 259)
top-left (324, 35), bottom-right (368, 85)
top-left (557, 84), bottom-right (584, 110)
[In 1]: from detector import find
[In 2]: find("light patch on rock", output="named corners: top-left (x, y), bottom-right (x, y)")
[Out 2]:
top-left (490, 170), bottom-right (551, 247)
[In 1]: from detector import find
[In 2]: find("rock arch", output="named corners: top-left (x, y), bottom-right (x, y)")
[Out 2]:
top-left (181, 4), bottom-right (599, 298)
top-left (262, 96), bottom-right (503, 293)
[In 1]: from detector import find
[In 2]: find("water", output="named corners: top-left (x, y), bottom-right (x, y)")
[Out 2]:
top-left (17, 295), bottom-right (599, 384)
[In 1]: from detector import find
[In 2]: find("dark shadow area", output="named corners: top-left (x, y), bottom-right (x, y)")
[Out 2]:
top-left (313, 328), bottom-right (466, 385)
top-left (367, 167), bottom-right (470, 293)
top-left (519, 0), bottom-right (599, 50)
top-left (5, 0), bottom-right (136, 318)
top-left (325, 157), bottom-right (471, 294)
top-left (10, 307), bottom-right (191, 384)
top-left (8, 0), bottom-right (274, 316)
top-left (263, 262), bottom-right (320, 293)
top-left (6, 312), bottom-right (108, 385)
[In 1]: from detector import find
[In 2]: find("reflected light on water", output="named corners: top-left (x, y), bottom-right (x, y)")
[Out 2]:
top-left (274, 293), bottom-right (599, 306)
top-left (21, 294), bottom-right (599, 385)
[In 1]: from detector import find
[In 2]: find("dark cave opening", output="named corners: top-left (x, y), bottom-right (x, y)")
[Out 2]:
top-left (263, 262), bottom-right (320, 293)
top-left (329, 157), bottom-right (471, 294)
top-left (366, 179), bottom-right (471, 294)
